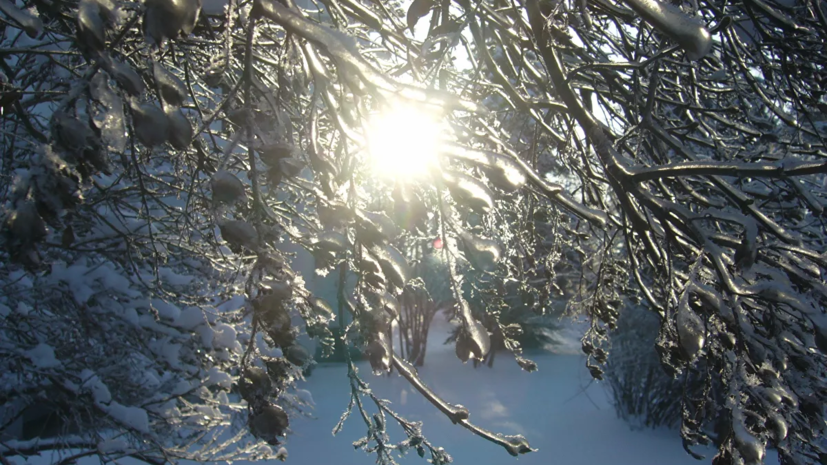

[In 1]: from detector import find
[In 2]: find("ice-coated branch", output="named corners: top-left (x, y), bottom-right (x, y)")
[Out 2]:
top-left (250, 0), bottom-right (481, 113)
top-left (620, 0), bottom-right (712, 60)
top-left (391, 356), bottom-right (535, 457)
top-left (628, 158), bottom-right (827, 182)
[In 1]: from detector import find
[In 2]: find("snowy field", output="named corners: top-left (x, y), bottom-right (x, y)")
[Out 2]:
top-left (6, 314), bottom-right (781, 465)
top-left (284, 315), bottom-right (780, 465)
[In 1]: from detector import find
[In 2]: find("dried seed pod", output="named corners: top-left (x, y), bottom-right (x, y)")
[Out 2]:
top-left (143, 0), bottom-right (202, 45)
top-left (143, 1), bottom-right (177, 45)
top-left (266, 167), bottom-right (282, 189)
top-left (467, 318), bottom-right (491, 361)
top-left (308, 297), bottom-right (334, 319)
top-left (455, 330), bottom-right (472, 363)
top-left (767, 414), bottom-right (788, 443)
top-left (0, 0), bottom-right (43, 38)
top-left (367, 290), bottom-right (399, 319)
top-left (355, 210), bottom-right (398, 246)
top-left (515, 357), bottom-right (538, 373)
top-left (815, 324), bottom-right (827, 355)
top-left (444, 145), bottom-right (527, 192)
top-left (258, 301), bottom-right (291, 330)
top-left (358, 257), bottom-right (385, 289)
top-left (6, 201), bottom-right (47, 245)
top-left (311, 248), bottom-right (336, 270)
top-left (250, 404), bottom-right (289, 443)
top-left (238, 366), bottom-right (273, 401)
top-left (260, 279), bottom-right (292, 301)
top-left (278, 157), bottom-right (305, 178)
top-left (442, 170), bottom-right (495, 214)
top-left (363, 270), bottom-right (385, 289)
top-left (0, 74), bottom-right (20, 111)
top-left (364, 305), bottom-right (391, 333)
top-left (130, 101), bottom-right (169, 147)
top-left (311, 231), bottom-right (348, 253)
top-left (153, 61), bottom-right (187, 107)
top-left (369, 243), bottom-right (409, 289)
top-left (50, 111), bottom-right (109, 174)
top-left (734, 226), bottom-right (758, 271)
top-left (105, 59), bottom-right (145, 96)
top-left (254, 286), bottom-right (292, 322)
top-left (51, 111), bottom-right (94, 160)
top-left (218, 220), bottom-right (259, 251)
top-left (456, 299), bottom-right (490, 361)
top-left (267, 324), bottom-right (295, 348)
top-left (406, 0), bottom-right (433, 31)
top-left (676, 300), bottom-right (705, 361)
top-left (259, 142), bottom-right (298, 166)
top-left (317, 200), bottom-right (353, 228)
top-left (733, 410), bottom-right (765, 465)
top-left (588, 364), bottom-right (604, 380)
top-left (458, 231), bottom-right (500, 273)
top-left (77, 0), bottom-right (107, 53)
top-left (166, 108), bottom-right (192, 149)
top-left (359, 252), bottom-right (381, 275)
top-left (178, 0), bottom-right (200, 35)
top-left (264, 357), bottom-right (292, 386)
top-left (283, 343), bottom-right (311, 367)
top-left (61, 224), bottom-right (75, 248)
top-left (365, 332), bottom-right (391, 374)
top-left (91, 0), bottom-right (117, 24)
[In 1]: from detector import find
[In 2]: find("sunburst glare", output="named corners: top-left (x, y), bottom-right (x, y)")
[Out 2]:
top-left (366, 103), bottom-right (445, 179)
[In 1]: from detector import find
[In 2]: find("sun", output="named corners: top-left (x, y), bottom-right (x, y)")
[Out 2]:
top-left (366, 103), bottom-right (444, 179)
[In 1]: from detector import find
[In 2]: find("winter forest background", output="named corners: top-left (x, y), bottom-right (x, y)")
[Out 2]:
top-left (1, 0), bottom-right (826, 464)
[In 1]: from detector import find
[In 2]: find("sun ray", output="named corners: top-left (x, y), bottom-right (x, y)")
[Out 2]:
top-left (366, 103), bottom-right (445, 179)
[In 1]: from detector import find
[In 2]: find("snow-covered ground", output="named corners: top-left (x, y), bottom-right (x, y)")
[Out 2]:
top-left (6, 312), bottom-right (781, 465)
top-left (285, 314), bottom-right (776, 465)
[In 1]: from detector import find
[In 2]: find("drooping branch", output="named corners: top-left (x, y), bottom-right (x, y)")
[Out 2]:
top-left (251, 0), bottom-right (481, 112)
top-left (391, 356), bottom-right (534, 457)
top-left (627, 158), bottom-right (827, 182)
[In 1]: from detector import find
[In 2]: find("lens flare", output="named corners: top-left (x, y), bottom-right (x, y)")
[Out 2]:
top-left (366, 103), bottom-right (444, 179)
